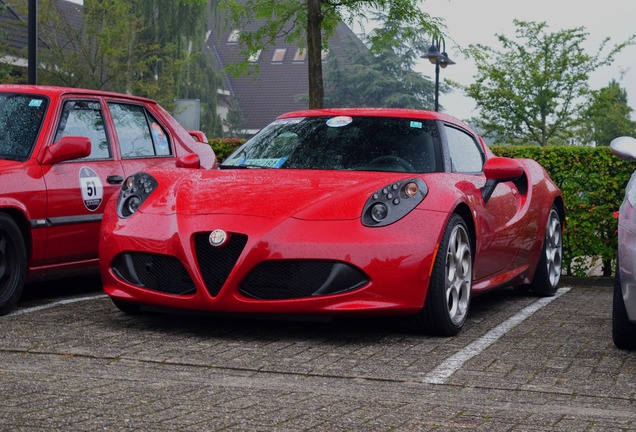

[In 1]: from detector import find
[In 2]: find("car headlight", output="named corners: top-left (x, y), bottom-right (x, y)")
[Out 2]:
top-left (116, 172), bottom-right (158, 218)
top-left (361, 178), bottom-right (428, 227)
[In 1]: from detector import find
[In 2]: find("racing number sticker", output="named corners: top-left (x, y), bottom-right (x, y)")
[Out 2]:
top-left (79, 167), bottom-right (104, 211)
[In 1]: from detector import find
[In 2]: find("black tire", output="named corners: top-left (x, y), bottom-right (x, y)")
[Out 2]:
top-left (529, 205), bottom-right (562, 296)
top-left (0, 213), bottom-right (27, 315)
top-left (111, 298), bottom-right (142, 315)
top-left (612, 263), bottom-right (636, 350)
top-left (414, 214), bottom-right (472, 336)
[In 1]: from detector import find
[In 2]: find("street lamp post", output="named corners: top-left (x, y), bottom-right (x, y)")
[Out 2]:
top-left (420, 38), bottom-right (455, 112)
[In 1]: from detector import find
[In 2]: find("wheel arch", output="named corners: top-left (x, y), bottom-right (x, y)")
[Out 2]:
top-left (0, 209), bottom-right (33, 263)
top-left (552, 195), bottom-right (565, 226)
top-left (452, 202), bottom-right (476, 259)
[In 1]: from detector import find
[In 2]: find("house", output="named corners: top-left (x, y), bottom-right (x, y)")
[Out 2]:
top-left (0, 0), bottom-right (82, 77)
top-left (207, 19), bottom-right (367, 134)
top-left (0, 0), bottom-right (367, 136)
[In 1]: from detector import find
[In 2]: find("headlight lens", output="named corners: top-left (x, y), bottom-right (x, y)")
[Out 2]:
top-left (370, 203), bottom-right (389, 222)
top-left (116, 172), bottom-right (158, 218)
top-left (362, 178), bottom-right (428, 227)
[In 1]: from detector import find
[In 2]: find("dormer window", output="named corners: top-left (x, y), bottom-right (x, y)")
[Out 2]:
top-left (227, 30), bottom-right (240, 43)
top-left (272, 48), bottom-right (287, 63)
top-left (248, 49), bottom-right (262, 62)
top-left (293, 48), bottom-right (306, 62)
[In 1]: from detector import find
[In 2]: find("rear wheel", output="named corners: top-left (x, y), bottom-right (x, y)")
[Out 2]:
top-left (529, 205), bottom-right (562, 296)
top-left (415, 214), bottom-right (472, 336)
top-left (612, 263), bottom-right (636, 350)
top-left (0, 213), bottom-right (27, 315)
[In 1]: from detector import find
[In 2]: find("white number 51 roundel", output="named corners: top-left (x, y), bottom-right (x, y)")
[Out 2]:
top-left (79, 166), bottom-right (104, 211)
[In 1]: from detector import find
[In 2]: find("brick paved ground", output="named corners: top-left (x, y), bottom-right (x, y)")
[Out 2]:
top-left (0, 278), bottom-right (634, 431)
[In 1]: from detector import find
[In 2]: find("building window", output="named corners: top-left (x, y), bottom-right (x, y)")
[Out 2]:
top-left (248, 49), bottom-right (262, 63)
top-left (293, 48), bottom-right (306, 62)
top-left (321, 49), bottom-right (330, 62)
top-left (272, 48), bottom-right (287, 63)
top-left (227, 30), bottom-right (240, 43)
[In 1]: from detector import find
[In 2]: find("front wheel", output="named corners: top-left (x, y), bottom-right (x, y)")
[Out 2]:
top-left (414, 214), bottom-right (472, 336)
top-left (0, 213), bottom-right (27, 315)
top-left (529, 205), bottom-right (562, 296)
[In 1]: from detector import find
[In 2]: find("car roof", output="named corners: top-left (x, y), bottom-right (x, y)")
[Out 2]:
top-left (276, 108), bottom-right (471, 129)
top-left (0, 84), bottom-right (157, 105)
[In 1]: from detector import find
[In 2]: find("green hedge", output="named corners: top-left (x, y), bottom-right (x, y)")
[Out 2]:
top-left (492, 145), bottom-right (634, 276)
top-left (209, 137), bottom-right (245, 162)
top-left (208, 138), bottom-right (633, 276)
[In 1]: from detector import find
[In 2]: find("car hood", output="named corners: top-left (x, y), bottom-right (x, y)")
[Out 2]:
top-left (147, 169), bottom-right (424, 220)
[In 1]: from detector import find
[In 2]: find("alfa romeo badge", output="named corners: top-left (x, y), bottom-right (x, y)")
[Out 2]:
top-left (209, 229), bottom-right (228, 247)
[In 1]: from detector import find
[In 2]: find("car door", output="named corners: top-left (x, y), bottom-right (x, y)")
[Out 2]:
top-left (41, 98), bottom-right (125, 264)
top-left (443, 124), bottom-right (523, 280)
top-left (106, 101), bottom-right (179, 177)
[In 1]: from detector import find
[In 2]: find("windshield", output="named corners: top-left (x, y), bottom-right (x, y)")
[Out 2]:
top-left (0, 93), bottom-right (48, 161)
top-left (222, 116), bottom-right (441, 173)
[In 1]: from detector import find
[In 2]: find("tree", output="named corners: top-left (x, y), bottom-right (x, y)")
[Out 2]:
top-left (322, 19), bottom-right (444, 110)
top-left (33, 0), bottom-right (223, 136)
top-left (223, 95), bottom-right (247, 137)
top-left (466, 20), bottom-right (635, 146)
top-left (579, 80), bottom-right (636, 146)
top-left (0, 2), bottom-right (17, 82)
top-left (220, 0), bottom-right (444, 109)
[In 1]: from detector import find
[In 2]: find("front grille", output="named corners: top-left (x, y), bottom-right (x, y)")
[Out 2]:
top-left (194, 232), bottom-right (248, 297)
top-left (112, 253), bottom-right (195, 295)
top-left (240, 260), bottom-right (369, 300)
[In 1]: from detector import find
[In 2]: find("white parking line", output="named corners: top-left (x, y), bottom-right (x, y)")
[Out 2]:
top-left (423, 287), bottom-right (570, 385)
top-left (8, 294), bottom-right (108, 317)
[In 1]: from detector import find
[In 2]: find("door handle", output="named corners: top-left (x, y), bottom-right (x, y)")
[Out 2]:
top-left (107, 175), bottom-right (124, 185)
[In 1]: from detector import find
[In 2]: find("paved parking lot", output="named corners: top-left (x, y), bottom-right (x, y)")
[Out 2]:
top-left (0, 277), bottom-right (634, 431)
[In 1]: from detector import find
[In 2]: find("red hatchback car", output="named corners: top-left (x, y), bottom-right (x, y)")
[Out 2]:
top-left (100, 108), bottom-right (564, 336)
top-left (0, 84), bottom-right (216, 314)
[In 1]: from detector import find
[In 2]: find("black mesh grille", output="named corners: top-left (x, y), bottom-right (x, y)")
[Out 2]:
top-left (112, 253), bottom-right (195, 295)
top-left (194, 232), bottom-right (248, 297)
top-left (240, 260), bottom-right (369, 300)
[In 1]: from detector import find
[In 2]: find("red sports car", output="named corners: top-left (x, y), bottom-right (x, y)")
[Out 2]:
top-left (0, 84), bottom-right (216, 314)
top-left (100, 108), bottom-right (564, 335)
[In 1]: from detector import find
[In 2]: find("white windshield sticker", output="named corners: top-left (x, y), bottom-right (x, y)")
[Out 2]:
top-left (326, 116), bottom-right (353, 127)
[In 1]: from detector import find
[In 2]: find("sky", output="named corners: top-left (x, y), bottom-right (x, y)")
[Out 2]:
top-left (413, 0), bottom-right (636, 121)
top-left (65, 0), bottom-right (635, 122)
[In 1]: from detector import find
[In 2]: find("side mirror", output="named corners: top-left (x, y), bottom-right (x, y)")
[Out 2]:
top-left (481, 157), bottom-right (524, 203)
top-left (42, 136), bottom-right (91, 165)
top-left (176, 153), bottom-right (201, 169)
top-left (483, 157), bottom-right (524, 181)
top-left (610, 136), bottom-right (636, 161)
top-left (188, 130), bottom-right (208, 144)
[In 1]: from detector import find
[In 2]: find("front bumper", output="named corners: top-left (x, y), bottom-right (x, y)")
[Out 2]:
top-left (99, 205), bottom-right (449, 316)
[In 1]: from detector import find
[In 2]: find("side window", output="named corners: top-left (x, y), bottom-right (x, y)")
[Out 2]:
top-left (109, 103), bottom-right (171, 158)
top-left (444, 125), bottom-right (484, 173)
top-left (54, 100), bottom-right (110, 160)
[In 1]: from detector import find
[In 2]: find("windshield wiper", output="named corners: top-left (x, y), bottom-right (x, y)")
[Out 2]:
top-left (219, 163), bottom-right (266, 169)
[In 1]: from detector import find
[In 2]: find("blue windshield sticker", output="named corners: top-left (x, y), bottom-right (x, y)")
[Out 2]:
top-left (410, 121), bottom-right (423, 129)
top-left (326, 116), bottom-right (353, 127)
top-left (29, 99), bottom-right (43, 107)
